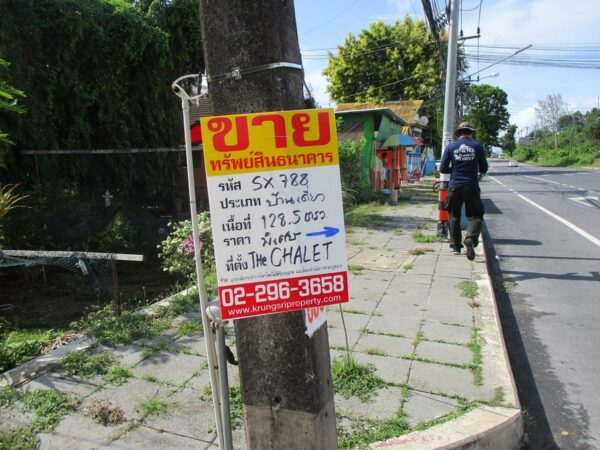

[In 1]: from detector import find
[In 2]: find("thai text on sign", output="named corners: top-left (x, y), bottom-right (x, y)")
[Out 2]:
top-left (202, 108), bottom-right (349, 320)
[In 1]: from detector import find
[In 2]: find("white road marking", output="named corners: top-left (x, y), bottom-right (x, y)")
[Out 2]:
top-left (569, 196), bottom-right (599, 207)
top-left (488, 176), bottom-right (600, 248)
top-left (525, 175), bottom-right (562, 185)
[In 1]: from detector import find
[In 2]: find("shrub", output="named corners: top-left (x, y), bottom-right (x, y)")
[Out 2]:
top-left (158, 212), bottom-right (214, 282)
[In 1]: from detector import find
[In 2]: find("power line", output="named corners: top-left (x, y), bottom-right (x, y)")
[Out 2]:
top-left (299, 0), bottom-right (363, 35)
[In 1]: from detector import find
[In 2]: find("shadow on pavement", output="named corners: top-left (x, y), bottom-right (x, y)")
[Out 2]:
top-left (482, 223), bottom-right (558, 450)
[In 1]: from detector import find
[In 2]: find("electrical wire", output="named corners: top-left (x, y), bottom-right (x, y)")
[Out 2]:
top-left (299, 0), bottom-right (363, 35)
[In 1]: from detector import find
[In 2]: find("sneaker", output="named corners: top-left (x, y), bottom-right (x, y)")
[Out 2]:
top-left (451, 248), bottom-right (461, 255)
top-left (464, 237), bottom-right (475, 261)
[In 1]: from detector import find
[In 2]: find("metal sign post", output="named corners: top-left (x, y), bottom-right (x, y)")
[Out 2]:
top-left (171, 74), bottom-right (230, 450)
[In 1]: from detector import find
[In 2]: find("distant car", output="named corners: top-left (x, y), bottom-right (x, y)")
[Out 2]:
top-left (508, 160), bottom-right (519, 167)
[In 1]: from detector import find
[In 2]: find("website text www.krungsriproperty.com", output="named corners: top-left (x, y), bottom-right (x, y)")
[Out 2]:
top-left (227, 294), bottom-right (342, 317)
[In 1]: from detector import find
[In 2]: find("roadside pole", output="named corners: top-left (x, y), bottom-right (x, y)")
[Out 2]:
top-left (437, 0), bottom-right (460, 238)
top-left (198, 2), bottom-right (337, 449)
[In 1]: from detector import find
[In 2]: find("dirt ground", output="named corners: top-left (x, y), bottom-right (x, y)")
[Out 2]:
top-left (0, 262), bottom-right (181, 329)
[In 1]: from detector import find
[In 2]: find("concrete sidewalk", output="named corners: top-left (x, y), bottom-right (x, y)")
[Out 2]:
top-left (0, 201), bottom-right (522, 449)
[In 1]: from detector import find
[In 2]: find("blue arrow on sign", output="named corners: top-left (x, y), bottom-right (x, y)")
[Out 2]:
top-left (306, 226), bottom-right (339, 238)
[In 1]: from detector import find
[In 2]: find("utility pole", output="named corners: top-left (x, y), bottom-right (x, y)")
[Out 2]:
top-left (198, 2), bottom-right (337, 449)
top-left (437, 0), bottom-right (460, 237)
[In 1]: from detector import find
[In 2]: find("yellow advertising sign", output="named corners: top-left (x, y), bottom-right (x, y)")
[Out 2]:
top-left (200, 108), bottom-right (339, 176)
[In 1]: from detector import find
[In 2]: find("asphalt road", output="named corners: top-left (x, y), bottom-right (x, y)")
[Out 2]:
top-left (481, 160), bottom-right (600, 450)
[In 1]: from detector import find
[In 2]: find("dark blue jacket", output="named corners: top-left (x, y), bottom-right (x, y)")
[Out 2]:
top-left (440, 137), bottom-right (488, 188)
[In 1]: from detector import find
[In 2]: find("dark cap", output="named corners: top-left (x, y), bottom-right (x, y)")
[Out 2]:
top-left (455, 122), bottom-right (476, 134)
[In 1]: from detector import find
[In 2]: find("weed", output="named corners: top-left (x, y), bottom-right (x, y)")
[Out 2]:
top-left (104, 366), bottom-right (132, 385)
top-left (59, 351), bottom-right (118, 378)
top-left (0, 386), bottom-right (22, 408)
top-left (349, 239), bottom-right (366, 246)
top-left (0, 426), bottom-right (39, 450)
top-left (411, 231), bottom-right (442, 243)
top-left (175, 320), bottom-right (203, 338)
top-left (392, 228), bottom-right (405, 235)
top-left (88, 399), bottom-right (126, 425)
top-left (142, 375), bottom-right (158, 383)
top-left (72, 305), bottom-right (173, 347)
top-left (492, 387), bottom-right (505, 406)
top-left (413, 330), bottom-right (424, 347)
top-left (201, 384), bottom-right (212, 401)
top-left (457, 280), bottom-right (478, 299)
top-left (331, 357), bottom-right (386, 402)
top-left (0, 328), bottom-right (63, 372)
top-left (469, 328), bottom-right (483, 386)
top-left (139, 397), bottom-right (169, 417)
top-left (229, 386), bottom-right (244, 429)
top-left (468, 300), bottom-right (481, 308)
top-left (365, 348), bottom-right (387, 356)
top-left (348, 264), bottom-right (365, 275)
top-left (358, 326), bottom-right (370, 336)
top-left (337, 414), bottom-right (409, 449)
top-left (494, 280), bottom-right (517, 294)
top-left (374, 331), bottom-right (405, 338)
top-left (403, 263), bottom-right (414, 272)
top-left (344, 203), bottom-right (388, 227)
top-left (22, 389), bottom-right (79, 432)
top-left (142, 342), bottom-right (171, 360)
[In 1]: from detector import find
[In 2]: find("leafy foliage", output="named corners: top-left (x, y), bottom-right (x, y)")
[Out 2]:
top-left (21, 389), bottom-right (79, 432)
top-left (0, 58), bottom-right (25, 165)
top-left (515, 107), bottom-right (600, 167)
top-left (463, 84), bottom-right (510, 150)
top-left (323, 17), bottom-right (441, 103)
top-left (0, 328), bottom-right (61, 372)
top-left (158, 212), bottom-right (215, 283)
top-left (338, 139), bottom-right (378, 208)
top-left (332, 356), bottom-right (386, 402)
top-left (499, 124), bottom-right (517, 157)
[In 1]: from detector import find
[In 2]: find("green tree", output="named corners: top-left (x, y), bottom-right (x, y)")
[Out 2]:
top-left (500, 124), bottom-right (517, 157)
top-left (323, 17), bottom-right (441, 103)
top-left (535, 94), bottom-right (568, 150)
top-left (583, 108), bottom-right (600, 140)
top-left (0, 58), bottom-right (25, 168)
top-left (463, 84), bottom-right (510, 150)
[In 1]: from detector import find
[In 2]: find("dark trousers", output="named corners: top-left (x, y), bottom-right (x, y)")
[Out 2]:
top-left (448, 185), bottom-right (484, 250)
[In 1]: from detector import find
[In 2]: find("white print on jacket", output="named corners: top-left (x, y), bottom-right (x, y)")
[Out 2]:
top-left (454, 144), bottom-right (475, 161)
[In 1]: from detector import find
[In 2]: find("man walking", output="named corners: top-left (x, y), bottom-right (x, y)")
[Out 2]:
top-left (439, 122), bottom-right (488, 260)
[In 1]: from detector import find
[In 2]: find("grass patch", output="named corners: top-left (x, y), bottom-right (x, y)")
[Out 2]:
top-left (392, 227), bottom-right (405, 235)
top-left (0, 427), bottom-right (39, 450)
top-left (337, 414), bottom-right (410, 450)
top-left (348, 264), bottom-right (365, 275)
top-left (0, 328), bottom-right (63, 372)
top-left (104, 366), bottom-right (132, 385)
top-left (411, 231), bottom-right (442, 243)
top-left (457, 280), bottom-right (478, 299)
top-left (72, 304), bottom-right (173, 347)
top-left (88, 399), bottom-right (126, 425)
top-left (344, 203), bottom-right (388, 227)
top-left (342, 309), bottom-right (368, 316)
top-left (469, 328), bottom-right (483, 386)
top-left (332, 357), bottom-right (386, 402)
top-left (229, 386), bottom-right (244, 429)
top-left (175, 320), bottom-right (203, 338)
top-left (22, 389), bottom-right (79, 432)
top-left (403, 263), bottom-right (414, 272)
top-left (0, 385), bottom-right (21, 408)
top-left (494, 280), bottom-right (517, 294)
top-left (141, 342), bottom-right (171, 360)
top-left (492, 387), bottom-right (505, 406)
top-left (59, 350), bottom-right (119, 378)
top-left (139, 397), bottom-right (169, 417)
top-left (142, 375), bottom-right (158, 383)
top-left (365, 348), bottom-right (387, 356)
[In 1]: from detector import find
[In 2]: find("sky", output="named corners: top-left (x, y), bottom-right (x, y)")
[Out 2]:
top-left (294, 0), bottom-right (600, 139)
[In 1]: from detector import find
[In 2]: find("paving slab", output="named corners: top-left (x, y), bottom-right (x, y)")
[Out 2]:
top-left (325, 309), bottom-right (371, 331)
top-left (367, 315), bottom-right (422, 337)
top-left (403, 390), bottom-right (459, 427)
top-left (100, 344), bottom-right (148, 368)
top-left (353, 352), bottom-right (411, 385)
top-left (421, 321), bottom-right (472, 345)
top-left (108, 424), bottom-right (208, 449)
top-left (142, 388), bottom-right (222, 442)
top-left (408, 361), bottom-right (494, 402)
top-left (335, 385), bottom-right (404, 420)
top-left (131, 351), bottom-right (204, 386)
top-left (354, 334), bottom-right (415, 358)
top-left (21, 372), bottom-right (101, 399)
top-left (80, 378), bottom-right (173, 423)
top-left (414, 340), bottom-right (473, 366)
top-left (327, 327), bottom-right (361, 350)
top-left (38, 412), bottom-right (128, 450)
